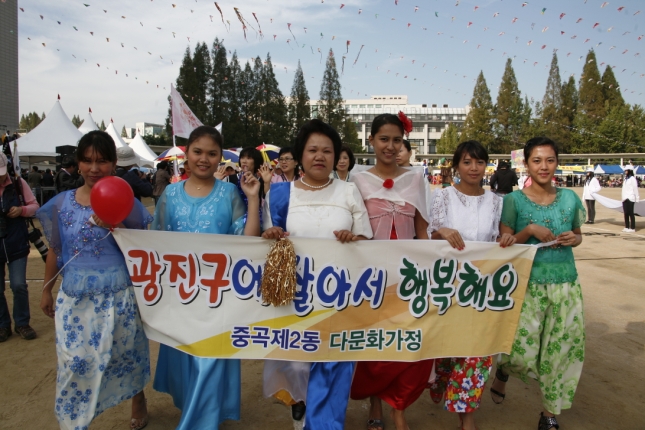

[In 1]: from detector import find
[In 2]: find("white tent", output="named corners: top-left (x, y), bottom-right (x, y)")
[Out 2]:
top-left (129, 132), bottom-right (158, 167)
top-left (78, 109), bottom-right (99, 134)
top-left (104, 122), bottom-right (127, 148)
top-left (16, 100), bottom-right (83, 158)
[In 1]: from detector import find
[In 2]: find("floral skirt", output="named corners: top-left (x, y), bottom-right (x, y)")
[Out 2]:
top-left (498, 279), bottom-right (585, 415)
top-left (54, 287), bottom-right (150, 430)
top-left (429, 356), bottom-right (492, 413)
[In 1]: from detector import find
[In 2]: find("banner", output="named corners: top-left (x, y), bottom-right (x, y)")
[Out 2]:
top-left (113, 230), bottom-right (537, 362)
top-left (170, 84), bottom-right (204, 139)
top-left (510, 149), bottom-right (524, 169)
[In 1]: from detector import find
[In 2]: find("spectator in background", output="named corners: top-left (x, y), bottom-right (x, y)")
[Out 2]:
top-left (41, 168), bottom-right (55, 203)
top-left (28, 166), bottom-right (43, 204)
top-left (115, 147), bottom-right (153, 201)
top-left (582, 171), bottom-right (601, 224)
top-left (153, 161), bottom-right (171, 206)
top-left (55, 156), bottom-right (83, 192)
top-left (490, 161), bottom-right (518, 196)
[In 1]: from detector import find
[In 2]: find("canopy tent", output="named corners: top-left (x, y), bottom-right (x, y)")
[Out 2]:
top-left (634, 166), bottom-right (645, 175)
top-left (15, 100), bottom-right (83, 159)
top-left (104, 122), bottom-right (127, 149)
top-left (129, 132), bottom-right (158, 168)
top-left (594, 164), bottom-right (624, 175)
top-left (78, 110), bottom-right (99, 134)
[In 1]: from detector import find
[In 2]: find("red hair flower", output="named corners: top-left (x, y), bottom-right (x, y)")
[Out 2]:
top-left (383, 178), bottom-right (394, 189)
top-left (398, 111), bottom-right (413, 136)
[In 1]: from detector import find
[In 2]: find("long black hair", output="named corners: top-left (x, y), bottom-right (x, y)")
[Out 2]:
top-left (76, 130), bottom-right (117, 164)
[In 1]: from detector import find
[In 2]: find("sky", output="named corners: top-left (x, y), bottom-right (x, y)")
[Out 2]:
top-left (15, 0), bottom-right (645, 132)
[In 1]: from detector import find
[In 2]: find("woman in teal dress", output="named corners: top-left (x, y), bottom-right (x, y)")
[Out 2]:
top-left (152, 125), bottom-right (260, 429)
top-left (490, 137), bottom-right (586, 430)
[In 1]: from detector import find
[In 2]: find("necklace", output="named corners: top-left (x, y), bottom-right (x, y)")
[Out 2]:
top-left (300, 177), bottom-right (332, 189)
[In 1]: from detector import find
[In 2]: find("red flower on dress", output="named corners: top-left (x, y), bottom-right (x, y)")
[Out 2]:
top-left (398, 111), bottom-right (413, 136)
top-left (383, 179), bottom-right (394, 189)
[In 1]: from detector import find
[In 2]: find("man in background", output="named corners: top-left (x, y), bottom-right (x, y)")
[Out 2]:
top-left (115, 147), bottom-right (153, 201)
top-left (55, 157), bottom-right (83, 192)
top-left (490, 161), bottom-right (518, 197)
top-left (152, 161), bottom-right (171, 206)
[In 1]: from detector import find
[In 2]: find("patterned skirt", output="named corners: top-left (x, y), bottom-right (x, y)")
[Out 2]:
top-left (54, 287), bottom-right (150, 430)
top-left (498, 279), bottom-right (585, 415)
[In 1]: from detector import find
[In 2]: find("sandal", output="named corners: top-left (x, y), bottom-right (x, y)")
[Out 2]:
top-left (490, 368), bottom-right (509, 404)
top-left (291, 401), bottom-right (306, 421)
top-left (538, 413), bottom-right (559, 430)
top-left (367, 419), bottom-right (385, 430)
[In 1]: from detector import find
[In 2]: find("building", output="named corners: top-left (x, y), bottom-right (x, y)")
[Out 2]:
top-left (135, 122), bottom-right (165, 137)
top-left (310, 95), bottom-right (469, 155)
top-left (0, 0), bottom-right (19, 133)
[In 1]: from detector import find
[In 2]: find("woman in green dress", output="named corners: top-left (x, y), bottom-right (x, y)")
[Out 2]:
top-left (490, 137), bottom-right (586, 430)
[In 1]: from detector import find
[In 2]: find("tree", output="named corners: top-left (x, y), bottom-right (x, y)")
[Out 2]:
top-left (578, 50), bottom-right (605, 119)
top-left (99, 120), bottom-right (106, 131)
top-left (191, 42), bottom-right (212, 124)
top-left (461, 71), bottom-right (494, 150)
top-left (223, 51), bottom-right (245, 147)
top-left (494, 58), bottom-right (524, 153)
top-left (18, 112), bottom-right (44, 132)
top-left (71, 114), bottom-right (82, 128)
top-left (258, 54), bottom-right (289, 146)
top-left (541, 52), bottom-right (567, 144)
top-left (207, 38), bottom-right (229, 126)
top-left (318, 49), bottom-right (345, 132)
top-left (121, 125), bottom-right (128, 138)
top-left (559, 76), bottom-right (579, 152)
top-left (436, 123), bottom-right (460, 154)
top-left (288, 61), bottom-right (311, 143)
top-left (339, 118), bottom-right (362, 153)
top-left (601, 65), bottom-right (624, 111)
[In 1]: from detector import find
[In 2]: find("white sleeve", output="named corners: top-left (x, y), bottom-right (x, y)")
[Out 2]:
top-left (348, 183), bottom-right (374, 239)
top-left (429, 189), bottom-right (448, 233)
top-left (591, 178), bottom-right (602, 194)
top-left (262, 190), bottom-right (274, 231)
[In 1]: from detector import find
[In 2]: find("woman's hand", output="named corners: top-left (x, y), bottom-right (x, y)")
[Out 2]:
top-left (6, 206), bottom-right (22, 218)
top-left (240, 171), bottom-right (260, 198)
top-left (213, 165), bottom-right (227, 180)
top-left (498, 233), bottom-right (517, 248)
top-left (262, 226), bottom-right (289, 240)
top-left (333, 230), bottom-right (366, 243)
top-left (529, 224), bottom-right (557, 244)
top-left (557, 231), bottom-right (581, 247)
top-left (437, 227), bottom-right (465, 250)
top-left (259, 163), bottom-right (273, 184)
top-left (40, 290), bottom-right (55, 318)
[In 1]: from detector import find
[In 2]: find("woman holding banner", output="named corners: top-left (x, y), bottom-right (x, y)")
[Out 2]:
top-left (427, 140), bottom-right (515, 430)
top-left (152, 125), bottom-right (261, 429)
top-left (38, 131), bottom-right (152, 430)
top-left (349, 112), bottom-right (431, 430)
top-left (490, 137), bottom-right (585, 430)
top-left (262, 119), bottom-right (373, 429)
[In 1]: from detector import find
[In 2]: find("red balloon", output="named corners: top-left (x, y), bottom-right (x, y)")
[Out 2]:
top-left (90, 176), bottom-right (134, 227)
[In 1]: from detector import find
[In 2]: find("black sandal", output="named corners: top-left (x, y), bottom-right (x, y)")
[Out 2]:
top-left (538, 412), bottom-right (559, 430)
top-left (291, 401), bottom-right (306, 421)
top-left (490, 368), bottom-right (509, 404)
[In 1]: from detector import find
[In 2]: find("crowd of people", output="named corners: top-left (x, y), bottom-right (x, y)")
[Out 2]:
top-left (0, 113), bottom-right (635, 430)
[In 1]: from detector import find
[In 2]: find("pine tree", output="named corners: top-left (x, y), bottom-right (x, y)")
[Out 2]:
top-left (601, 65), bottom-right (624, 111)
top-left (436, 123), bottom-right (460, 154)
top-left (207, 38), bottom-right (229, 126)
top-left (71, 114), bottom-right (82, 128)
top-left (191, 42), bottom-right (212, 124)
top-left (258, 54), bottom-right (289, 146)
top-left (339, 118), bottom-right (361, 152)
top-left (494, 58), bottom-right (524, 153)
top-left (99, 120), bottom-right (106, 131)
top-left (559, 76), bottom-right (579, 152)
top-left (239, 60), bottom-right (259, 146)
top-left (578, 50), bottom-right (605, 119)
top-left (223, 52), bottom-right (244, 147)
top-left (541, 52), bottom-right (566, 143)
top-left (318, 49), bottom-right (345, 132)
top-left (288, 61), bottom-right (311, 143)
top-left (18, 112), bottom-right (45, 132)
top-left (461, 71), bottom-right (494, 150)
top-left (166, 46), bottom-right (199, 139)
top-left (121, 125), bottom-right (128, 138)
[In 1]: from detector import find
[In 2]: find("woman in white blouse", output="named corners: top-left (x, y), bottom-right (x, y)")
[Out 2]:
top-left (582, 171), bottom-right (601, 224)
top-left (621, 165), bottom-right (640, 232)
top-left (428, 140), bottom-right (515, 430)
top-left (262, 119), bottom-right (373, 429)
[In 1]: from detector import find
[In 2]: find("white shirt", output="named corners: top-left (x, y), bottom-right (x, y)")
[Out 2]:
top-left (622, 176), bottom-right (640, 203)
top-left (263, 180), bottom-right (373, 239)
top-left (430, 187), bottom-right (502, 242)
top-left (582, 177), bottom-right (601, 200)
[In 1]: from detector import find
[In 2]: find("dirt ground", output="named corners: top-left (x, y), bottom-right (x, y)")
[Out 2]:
top-left (1, 187), bottom-right (643, 429)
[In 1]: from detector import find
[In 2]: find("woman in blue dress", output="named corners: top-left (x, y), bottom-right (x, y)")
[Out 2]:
top-left (38, 131), bottom-right (152, 430)
top-left (152, 125), bottom-right (261, 429)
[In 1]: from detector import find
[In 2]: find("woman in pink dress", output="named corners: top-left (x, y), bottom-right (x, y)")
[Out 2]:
top-left (350, 112), bottom-right (431, 430)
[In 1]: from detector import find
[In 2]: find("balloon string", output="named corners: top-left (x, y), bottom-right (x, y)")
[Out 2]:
top-left (42, 230), bottom-right (113, 291)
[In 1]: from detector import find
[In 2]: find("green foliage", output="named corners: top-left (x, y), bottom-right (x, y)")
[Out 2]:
top-left (288, 61), bottom-right (311, 143)
top-left (578, 50), bottom-right (605, 119)
top-left (207, 38), bottom-right (229, 127)
top-left (71, 114), bottom-right (82, 128)
top-left (340, 118), bottom-right (361, 153)
top-left (541, 52), bottom-right (565, 144)
top-left (601, 65), bottom-right (624, 112)
top-left (99, 120), bottom-right (106, 131)
top-left (142, 133), bottom-right (171, 147)
top-left (436, 123), bottom-right (460, 154)
top-left (18, 112), bottom-right (45, 132)
top-left (121, 125), bottom-right (127, 137)
top-left (461, 71), bottom-right (494, 150)
top-left (318, 49), bottom-right (345, 131)
top-left (493, 58), bottom-right (524, 153)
